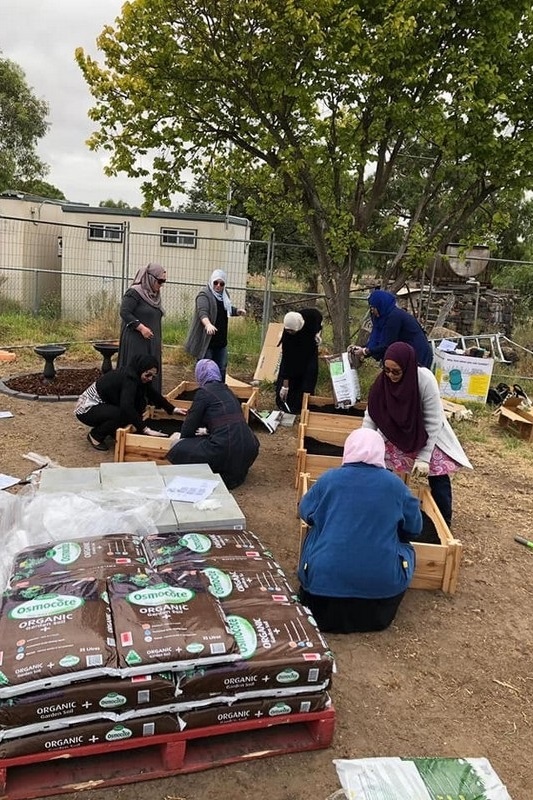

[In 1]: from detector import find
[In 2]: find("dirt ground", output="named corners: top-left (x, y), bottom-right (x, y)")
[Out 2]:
top-left (1, 361), bottom-right (533, 800)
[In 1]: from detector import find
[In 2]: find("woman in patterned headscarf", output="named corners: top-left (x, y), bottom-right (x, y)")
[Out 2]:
top-left (117, 263), bottom-right (167, 392)
top-left (166, 359), bottom-right (260, 489)
top-left (184, 268), bottom-right (246, 382)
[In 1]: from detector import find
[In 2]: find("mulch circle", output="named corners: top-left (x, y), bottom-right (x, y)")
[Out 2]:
top-left (2, 368), bottom-right (101, 398)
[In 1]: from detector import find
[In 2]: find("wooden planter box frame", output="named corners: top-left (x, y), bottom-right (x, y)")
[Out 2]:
top-left (298, 473), bottom-right (462, 595)
top-left (114, 379), bottom-right (258, 464)
top-left (296, 394), bottom-right (366, 488)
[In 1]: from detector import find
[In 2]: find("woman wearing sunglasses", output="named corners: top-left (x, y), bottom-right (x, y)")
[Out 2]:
top-left (117, 262), bottom-right (167, 392)
top-left (362, 342), bottom-right (472, 525)
top-left (184, 268), bottom-right (246, 382)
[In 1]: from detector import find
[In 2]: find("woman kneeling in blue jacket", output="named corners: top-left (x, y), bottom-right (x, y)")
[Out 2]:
top-left (298, 428), bottom-right (422, 633)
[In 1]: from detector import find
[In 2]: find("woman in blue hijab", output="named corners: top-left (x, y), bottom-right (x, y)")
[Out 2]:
top-left (354, 290), bottom-right (433, 368)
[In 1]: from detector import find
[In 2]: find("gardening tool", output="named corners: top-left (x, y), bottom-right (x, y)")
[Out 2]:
top-left (514, 535), bottom-right (533, 550)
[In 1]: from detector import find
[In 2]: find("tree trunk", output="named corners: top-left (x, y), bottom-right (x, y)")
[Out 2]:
top-left (320, 269), bottom-right (353, 352)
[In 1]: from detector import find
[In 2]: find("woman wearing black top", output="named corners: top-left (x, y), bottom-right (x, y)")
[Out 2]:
top-left (276, 308), bottom-right (323, 413)
top-left (184, 268), bottom-right (246, 382)
top-left (75, 354), bottom-right (184, 451)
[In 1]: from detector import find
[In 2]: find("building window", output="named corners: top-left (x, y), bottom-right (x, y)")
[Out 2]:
top-left (87, 223), bottom-right (123, 242)
top-left (160, 227), bottom-right (197, 248)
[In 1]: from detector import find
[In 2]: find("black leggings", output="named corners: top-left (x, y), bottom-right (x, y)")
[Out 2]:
top-left (76, 405), bottom-right (129, 443)
top-left (428, 474), bottom-right (452, 526)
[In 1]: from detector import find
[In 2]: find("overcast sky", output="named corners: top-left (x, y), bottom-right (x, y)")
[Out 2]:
top-left (0, 1), bottom-right (185, 207)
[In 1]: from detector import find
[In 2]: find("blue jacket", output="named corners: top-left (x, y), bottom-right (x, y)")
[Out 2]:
top-left (298, 463), bottom-right (422, 599)
top-left (368, 306), bottom-right (433, 367)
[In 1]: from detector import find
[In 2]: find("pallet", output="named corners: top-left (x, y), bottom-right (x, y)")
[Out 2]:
top-left (114, 378), bottom-right (259, 463)
top-left (0, 709), bottom-right (336, 800)
top-left (298, 475), bottom-right (461, 595)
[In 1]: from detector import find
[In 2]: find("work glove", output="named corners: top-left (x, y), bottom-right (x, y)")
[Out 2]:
top-left (173, 406), bottom-right (187, 416)
top-left (315, 332), bottom-right (322, 345)
top-left (143, 426), bottom-right (168, 437)
top-left (411, 459), bottom-right (430, 478)
top-left (279, 386), bottom-right (289, 402)
top-left (195, 427), bottom-right (208, 436)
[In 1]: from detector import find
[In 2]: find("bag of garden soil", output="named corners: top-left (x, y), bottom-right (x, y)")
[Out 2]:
top-left (143, 529), bottom-right (274, 569)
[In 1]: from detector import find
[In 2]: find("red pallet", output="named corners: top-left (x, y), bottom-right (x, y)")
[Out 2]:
top-left (0, 708), bottom-right (335, 799)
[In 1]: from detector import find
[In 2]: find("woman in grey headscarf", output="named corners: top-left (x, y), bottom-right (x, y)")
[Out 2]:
top-left (184, 268), bottom-right (246, 382)
top-left (117, 263), bottom-right (167, 392)
top-left (166, 359), bottom-right (259, 489)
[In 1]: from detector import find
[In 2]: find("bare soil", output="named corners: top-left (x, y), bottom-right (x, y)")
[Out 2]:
top-left (1, 361), bottom-right (532, 800)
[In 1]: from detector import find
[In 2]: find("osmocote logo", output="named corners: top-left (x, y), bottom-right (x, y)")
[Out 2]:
top-left (127, 585), bottom-right (195, 606)
top-left (9, 594), bottom-right (84, 620)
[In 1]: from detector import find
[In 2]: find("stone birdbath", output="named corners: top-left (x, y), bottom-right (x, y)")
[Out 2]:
top-left (33, 344), bottom-right (67, 381)
top-left (93, 341), bottom-right (119, 374)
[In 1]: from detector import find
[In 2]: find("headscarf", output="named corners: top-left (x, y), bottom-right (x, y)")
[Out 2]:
top-left (208, 269), bottom-right (233, 315)
top-left (367, 290), bottom-right (397, 350)
top-left (131, 263), bottom-right (166, 310)
top-left (195, 358), bottom-right (222, 386)
top-left (283, 311), bottom-right (305, 332)
top-left (367, 342), bottom-right (428, 454)
top-left (342, 428), bottom-right (386, 468)
top-left (128, 354), bottom-right (159, 377)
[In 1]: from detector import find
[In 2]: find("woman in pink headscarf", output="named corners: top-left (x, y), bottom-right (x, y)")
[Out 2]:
top-left (298, 428), bottom-right (422, 633)
top-left (118, 263), bottom-right (167, 392)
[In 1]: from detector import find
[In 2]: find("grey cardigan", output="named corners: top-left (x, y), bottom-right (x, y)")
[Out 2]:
top-left (184, 287), bottom-right (237, 359)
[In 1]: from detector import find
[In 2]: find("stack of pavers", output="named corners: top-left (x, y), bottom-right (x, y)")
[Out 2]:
top-left (0, 530), bottom-right (334, 759)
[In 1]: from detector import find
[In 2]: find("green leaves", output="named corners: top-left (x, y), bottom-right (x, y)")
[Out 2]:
top-left (77, 0), bottom-right (533, 348)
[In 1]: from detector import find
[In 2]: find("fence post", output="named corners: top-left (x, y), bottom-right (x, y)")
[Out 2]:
top-left (121, 221), bottom-right (130, 296)
top-left (261, 231), bottom-right (275, 345)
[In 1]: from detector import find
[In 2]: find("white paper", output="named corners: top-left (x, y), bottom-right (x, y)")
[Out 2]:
top-left (437, 338), bottom-right (458, 352)
top-left (0, 474), bottom-right (20, 490)
top-left (0, 411), bottom-right (14, 419)
top-left (165, 477), bottom-right (219, 504)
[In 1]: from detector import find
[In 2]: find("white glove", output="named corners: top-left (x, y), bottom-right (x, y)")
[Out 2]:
top-left (143, 426), bottom-right (168, 437)
top-left (279, 386), bottom-right (289, 402)
top-left (411, 459), bottom-right (430, 478)
top-left (315, 332), bottom-right (322, 345)
top-left (173, 406), bottom-right (187, 416)
top-left (168, 432), bottom-right (181, 444)
top-left (195, 427), bottom-right (208, 436)
top-left (237, 308), bottom-right (246, 317)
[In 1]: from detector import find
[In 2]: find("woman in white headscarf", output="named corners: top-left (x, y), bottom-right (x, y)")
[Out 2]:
top-left (276, 307), bottom-right (323, 413)
top-left (298, 428), bottom-right (422, 633)
top-left (184, 268), bottom-right (246, 381)
top-left (117, 263), bottom-right (167, 392)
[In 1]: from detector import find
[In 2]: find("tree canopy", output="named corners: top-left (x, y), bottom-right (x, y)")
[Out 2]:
top-left (0, 56), bottom-right (50, 193)
top-left (77, 0), bottom-right (533, 348)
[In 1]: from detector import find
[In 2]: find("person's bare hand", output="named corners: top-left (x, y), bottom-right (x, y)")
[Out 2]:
top-left (138, 324), bottom-right (154, 339)
top-left (172, 407), bottom-right (187, 416)
top-left (204, 322), bottom-right (217, 336)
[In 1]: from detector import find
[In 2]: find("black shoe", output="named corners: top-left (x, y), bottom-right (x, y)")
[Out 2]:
top-left (87, 433), bottom-right (108, 451)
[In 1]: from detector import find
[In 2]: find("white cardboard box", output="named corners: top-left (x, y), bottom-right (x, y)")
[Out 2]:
top-left (434, 349), bottom-right (494, 403)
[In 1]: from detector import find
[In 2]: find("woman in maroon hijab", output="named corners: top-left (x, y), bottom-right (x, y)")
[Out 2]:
top-left (363, 342), bottom-right (472, 525)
